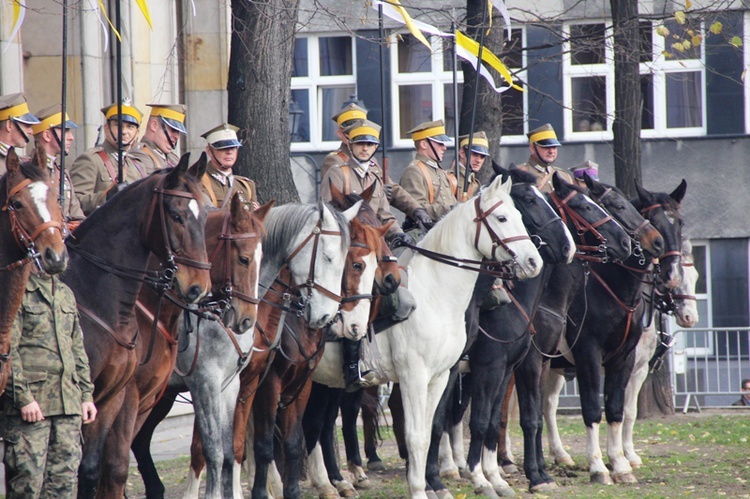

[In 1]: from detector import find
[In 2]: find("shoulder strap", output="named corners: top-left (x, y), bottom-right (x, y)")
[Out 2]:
top-left (337, 150), bottom-right (348, 162)
top-left (234, 176), bottom-right (254, 201)
top-left (340, 165), bottom-right (351, 195)
top-left (416, 161), bottom-right (435, 204)
top-left (141, 144), bottom-right (162, 171)
top-left (201, 175), bottom-right (219, 207)
top-left (447, 172), bottom-right (458, 197)
top-left (96, 150), bottom-right (118, 182)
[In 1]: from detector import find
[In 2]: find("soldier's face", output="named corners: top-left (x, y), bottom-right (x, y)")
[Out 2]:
top-left (106, 120), bottom-right (139, 147)
top-left (45, 128), bottom-right (75, 155)
top-left (459, 148), bottom-right (487, 173)
top-left (350, 142), bottom-right (377, 162)
top-left (423, 139), bottom-right (446, 162)
top-left (3, 119), bottom-right (33, 147)
top-left (208, 146), bottom-right (238, 170)
top-left (530, 143), bottom-right (558, 164)
top-left (150, 118), bottom-right (181, 153)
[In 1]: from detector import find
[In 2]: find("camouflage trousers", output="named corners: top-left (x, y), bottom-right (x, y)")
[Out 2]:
top-left (3, 414), bottom-right (83, 498)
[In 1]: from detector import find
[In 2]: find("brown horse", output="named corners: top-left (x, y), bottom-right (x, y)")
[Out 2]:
top-left (63, 153), bottom-right (212, 498)
top-left (0, 145), bottom-right (67, 394)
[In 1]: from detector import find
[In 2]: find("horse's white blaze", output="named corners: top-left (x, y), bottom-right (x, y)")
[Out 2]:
top-left (339, 251), bottom-right (378, 340)
top-left (28, 181), bottom-right (53, 223)
top-left (532, 185), bottom-right (576, 263)
top-left (252, 242), bottom-right (263, 320)
top-left (188, 198), bottom-right (200, 219)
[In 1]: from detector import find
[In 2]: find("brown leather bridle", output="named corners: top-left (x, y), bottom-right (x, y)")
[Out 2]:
top-left (549, 190), bottom-right (614, 263)
top-left (1, 177), bottom-right (64, 271)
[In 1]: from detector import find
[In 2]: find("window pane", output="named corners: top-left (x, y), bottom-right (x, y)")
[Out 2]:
top-left (640, 74), bottom-right (654, 130)
top-left (639, 22), bottom-right (653, 63)
top-left (320, 86), bottom-right (356, 141)
top-left (398, 34), bottom-right (432, 73)
top-left (290, 89), bottom-right (310, 143)
top-left (503, 29), bottom-right (524, 69)
top-left (664, 19), bottom-right (701, 60)
top-left (570, 23), bottom-right (606, 65)
top-left (666, 71), bottom-right (702, 128)
top-left (399, 84), bottom-right (432, 139)
top-left (571, 76), bottom-right (607, 131)
top-left (693, 245), bottom-right (707, 294)
top-left (319, 37), bottom-right (353, 76)
top-left (443, 83), bottom-right (463, 137)
top-left (501, 87), bottom-right (525, 136)
top-left (293, 38), bottom-right (308, 77)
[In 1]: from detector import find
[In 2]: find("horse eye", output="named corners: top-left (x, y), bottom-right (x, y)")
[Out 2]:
top-left (352, 262), bottom-right (364, 272)
top-left (496, 215), bottom-right (507, 223)
top-left (10, 200), bottom-right (23, 210)
top-left (238, 255), bottom-right (250, 266)
top-left (171, 214), bottom-right (183, 223)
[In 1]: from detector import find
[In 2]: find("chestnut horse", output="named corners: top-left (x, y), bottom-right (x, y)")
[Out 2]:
top-left (0, 145), bottom-right (67, 393)
top-left (63, 154), bottom-right (212, 498)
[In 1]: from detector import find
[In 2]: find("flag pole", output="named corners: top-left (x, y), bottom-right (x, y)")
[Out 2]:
top-left (379, 3), bottom-right (389, 183)
top-left (115, 0), bottom-right (123, 183)
top-left (59, 0), bottom-right (68, 205)
top-left (451, 17), bottom-right (459, 189)
top-left (462, 1), bottom-right (489, 201)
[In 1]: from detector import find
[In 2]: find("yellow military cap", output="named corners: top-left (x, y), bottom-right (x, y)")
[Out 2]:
top-left (146, 103), bottom-right (187, 134)
top-left (569, 160), bottom-right (599, 181)
top-left (31, 104), bottom-right (78, 135)
top-left (527, 123), bottom-right (561, 147)
top-left (343, 119), bottom-right (380, 144)
top-left (101, 101), bottom-right (143, 126)
top-left (201, 123), bottom-right (242, 149)
top-left (0, 92), bottom-right (41, 124)
top-left (407, 119), bottom-right (452, 145)
top-left (331, 102), bottom-right (368, 127)
top-left (458, 131), bottom-right (490, 156)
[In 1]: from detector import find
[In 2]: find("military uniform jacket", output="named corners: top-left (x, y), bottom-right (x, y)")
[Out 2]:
top-left (46, 156), bottom-right (85, 221)
top-left (129, 137), bottom-right (179, 174)
top-left (400, 153), bottom-right (458, 222)
top-left (199, 161), bottom-right (257, 209)
top-left (69, 140), bottom-right (148, 215)
top-left (447, 161), bottom-right (481, 201)
top-left (321, 144), bottom-right (348, 180)
top-left (320, 158), bottom-right (401, 238)
top-left (6, 273), bottom-right (94, 416)
top-left (516, 157), bottom-right (573, 194)
top-left (0, 141), bottom-right (9, 176)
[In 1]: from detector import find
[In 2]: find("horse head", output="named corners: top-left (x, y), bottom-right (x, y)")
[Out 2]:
top-left (584, 174), bottom-right (665, 260)
top-left (550, 172), bottom-right (632, 262)
top-left (1, 144), bottom-right (67, 274)
top-left (496, 163), bottom-right (575, 265)
top-left (632, 180), bottom-right (686, 289)
top-left (471, 175), bottom-right (542, 280)
top-left (674, 239), bottom-right (699, 328)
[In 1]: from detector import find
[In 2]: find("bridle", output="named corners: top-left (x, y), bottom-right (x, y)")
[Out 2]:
top-left (549, 189), bottom-right (613, 263)
top-left (590, 186), bottom-right (651, 264)
top-left (339, 241), bottom-right (375, 307)
top-left (1, 176), bottom-right (64, 272)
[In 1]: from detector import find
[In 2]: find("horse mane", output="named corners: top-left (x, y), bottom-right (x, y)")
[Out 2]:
top-left (508, 167), bottom-right (538, 186)
top-left (631, 190), bottom-right (682, 219)
top-left (0, 158), bottom-right (49, 199)
top-left (352, 219), bottom-right (384, 259)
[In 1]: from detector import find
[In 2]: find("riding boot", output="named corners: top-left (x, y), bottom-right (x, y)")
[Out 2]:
top-left (343, 338), bottom-right (369, 393)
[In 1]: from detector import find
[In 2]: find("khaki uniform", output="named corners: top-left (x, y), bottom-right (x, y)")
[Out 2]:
top-left (198, 161), bottom-right (257, 209)
top-left (0, 141), bottom-right (9, 176)
top-left (320, 158), bottom-right (404, 239)
top-left (447, 162), bottom-right (481, 201)
top-left (45, 156), bottom-right (85, 221)
top-left (129, 137), bottom-right (179, 173)
top-left (3, 273), bottom-right (94, 498)
top-left (399, 153), bottom-right (458, 222)
top-left (321, 144), bottom-right (349, 180)
top-left (69, 140), bottom-right (148, 215)
top-left (516, 157), bottom-right (574, 194)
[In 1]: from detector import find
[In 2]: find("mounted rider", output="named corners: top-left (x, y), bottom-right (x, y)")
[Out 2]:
top-left (447, 130), bottom-right (490, 201)
top-left (321, 102), bottom-right (368, 180)
top-left (0, 93), bottom-right (40, 175)
top-left (69, 101), bottom-right (148, 215)
top-left (198, 123), bottom-right (259, 210)
top-left (569, 160), bottom-right (599, 187)
top-left (516, 123), bottom-right (573, 193)
top-left (129, 103), bottom-right (187, 173)
top-left (31, 104), bottom-right (85, 223)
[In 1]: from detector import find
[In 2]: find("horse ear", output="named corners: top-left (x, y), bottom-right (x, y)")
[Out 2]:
top-left (252, 200), bottom-right (275, 224)
top-left (552, 171), bottom-right (562, 191)
top-left (340, 199), bottom-right (363, 224)
top-left (378, 220), bottom-right (394, 237)
top-left (5, 147), bottom-right (19, 175)
top-left (360, 182), bottom-right (376, 203)
top-left (670, 179), bottom-right (687, 204)
top-left (634, 180), bottom-right (650, 202)
top-left (33, 141), bottom-right (46, 170)
top-left (491, 160), bottom-right (506, 177)
top-left (188, 152), bottom-right (208, 180)
top-left (583, 172), bottom-right (600, 193)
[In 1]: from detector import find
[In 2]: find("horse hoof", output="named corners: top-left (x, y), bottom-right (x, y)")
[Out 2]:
top-left (530, 482), bottom-right (558, 493)
top-left (474, 485), bottom-right (501, 498)
top-left (439, 469), bottom-right (461, 480)
top-left (353, 478), bottom-right (371, 490)
top-left (493, 485), bottom-right (516, 497)
top-left (319, 491), bottom-right (340, 499)
top-left (434, 489), bottom-right (454, 499)
top-left (426, 491), bottom-right (439, 499)
top-left (460, 468), bottom-right (473, 480)
top-left (555, 456), bottom-right (576, 467)
top-left (367, 460), bottom-right (385, 472)
top-left (613, 473), bottom-right (638, 484)
top-left (590, 472), bottom-right (614, 485)
top-left (502, 463), bottom-right (519, 475)
top-left (629, 460), bottom-right (643, 469)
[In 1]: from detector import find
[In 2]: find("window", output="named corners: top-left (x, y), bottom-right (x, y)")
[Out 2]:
top-left (291, 35), bottom-right (356, 151)
top-left (562, 20), bottom-right (706, 141)
top-left (499, 28), bottom-right (527, 141)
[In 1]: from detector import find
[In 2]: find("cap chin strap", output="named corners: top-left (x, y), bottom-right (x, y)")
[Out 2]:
top-left (10, 118), bottom-right (30, 144)
top-left (159, 116), bottom-right (177, 151)
top-left (347, 143), bottom-right (378, 166)
top-left (106, 121), bottom-right (136, 149)
top-left (427, 139), bottom-right (443, 167)
top-left (209, 148), bottom-right (232, 172)
top-left (533, 143), bottom-right (552, 167)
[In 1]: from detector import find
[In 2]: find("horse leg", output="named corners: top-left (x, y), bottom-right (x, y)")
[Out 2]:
top-left (341, 389), bottom-right (370, 489)
top-left (479, 374), bottom-right (514, 497)
top-left (96, 384), bottom-right (139, 498)
top-left (623, 322), bottom-right (657, 468)
top-left (388, 383), bottom-right (409, 461)
top-left (575, 353), bottom-right (613, 485)
top-left (189, 376), bottom-right (231, 499)
top-left (496, 376), bottom-right (518, 474)
top-left (426, 366), bottom-right (461, 494)
top-left (542, 368), bottom-right (575, 467)
top-left (250, 378), bottom-right (281, 499)
top-left (131, 388), bottom-right (179, 499)
top-left (307, 442), bottom-right (340, 499)
top-left (361, 386), bottom-right (384, 470)
top-left (233, 377), bottom-right (260, 497)
top-left (220, 376), bottom-right (242, 499)
top-left (277, 380), bottom-right (314, 499)
top-left (603, 353), bottom-right (638, 484)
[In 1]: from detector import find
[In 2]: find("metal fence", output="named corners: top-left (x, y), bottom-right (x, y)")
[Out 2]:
top-left (555, 327), bottom-right (750, 411)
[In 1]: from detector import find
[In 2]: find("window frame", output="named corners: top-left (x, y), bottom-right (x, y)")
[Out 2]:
top-left (290, 34), bottom-right (357, 153)
top-left (498, 27), bottom-right (529, 145)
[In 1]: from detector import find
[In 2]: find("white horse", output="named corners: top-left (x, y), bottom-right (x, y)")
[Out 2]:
top-left (543, 239), bottom-right (700, 470)
top-left (311, 176), bottom-right (542, 498)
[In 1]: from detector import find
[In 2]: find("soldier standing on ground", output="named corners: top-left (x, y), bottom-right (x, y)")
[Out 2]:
top-left (129, 104), bottom-right (187, 173)
top-left (0, 93), bottom-right (40, 175)
top-left (516, 123), bottom-right (573, 193)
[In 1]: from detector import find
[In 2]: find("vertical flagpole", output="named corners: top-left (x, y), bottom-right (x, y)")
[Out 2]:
top-left (379, 3), bottom-right (389, 183)
top-left (463, 1), bottom-right (489, 201)
top-left (451, 17), bottom-right (459, 186)
top-left (59, 0), bottom-right (68, 205)
top-left (115, 0), bottom-right (124, 183)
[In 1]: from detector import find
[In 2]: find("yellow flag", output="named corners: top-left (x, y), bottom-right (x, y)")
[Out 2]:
top-left (455, 30), bottom-right (523, 91)
top-left (98, 0), bottom-right (122, 42)
top-left (390, 0), bottom-right (432, 52)
top-left (134, 0), bottom-right (154, 30)
top-left (3, 0), bottom-right (26, 54)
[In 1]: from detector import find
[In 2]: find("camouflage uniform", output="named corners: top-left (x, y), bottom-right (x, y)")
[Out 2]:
top-left (400, 153), bottom-right (458, 223)
top-left (516, 157), bottom-right (573, 194)
top-left (129, 136), bottom-right (179, 173)
top-left (3, 272), bottom-right (94, 498)
top-left (198, 160), bottom-right (257, 209)
top-left (69, 139), bottom-right (147, 215)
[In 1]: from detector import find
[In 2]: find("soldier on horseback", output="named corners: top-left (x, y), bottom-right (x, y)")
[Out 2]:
top-left (130, 103), bottom-right (187, 172)
top-left (0, 93), bottom-right (40, 175)
top-left (516, 123), bottom-right (573, 193)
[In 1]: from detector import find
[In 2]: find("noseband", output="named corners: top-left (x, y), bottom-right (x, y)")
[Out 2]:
top-left (549, 190), bottom-right (613, 263)
top-left (1, 177), bottom-right (64, 271)
top-left (339, 241), bottom-right (375, 306)
top-left (592, 187), bottom-right (651, 263)
top-left (472, 194), bottom-right (531, 264)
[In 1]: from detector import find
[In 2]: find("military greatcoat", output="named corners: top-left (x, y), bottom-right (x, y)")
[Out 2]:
top-left (399, 153), bottom-right (458, 222)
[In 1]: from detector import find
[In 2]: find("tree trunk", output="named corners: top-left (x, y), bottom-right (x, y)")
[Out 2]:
top-left (460, 0), bottom-right (506, 187)
top-left (228, 0), bottom-right (301, 205)
top-left (610, 0), bottom-right (642, 198)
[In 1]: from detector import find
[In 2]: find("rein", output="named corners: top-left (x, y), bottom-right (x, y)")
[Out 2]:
top-left (1, 177), bottom-right (64, 272)
top-left (591, 186), bottom-right (650, 264)
top-left (549, 190), bottom-right (612, 263)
